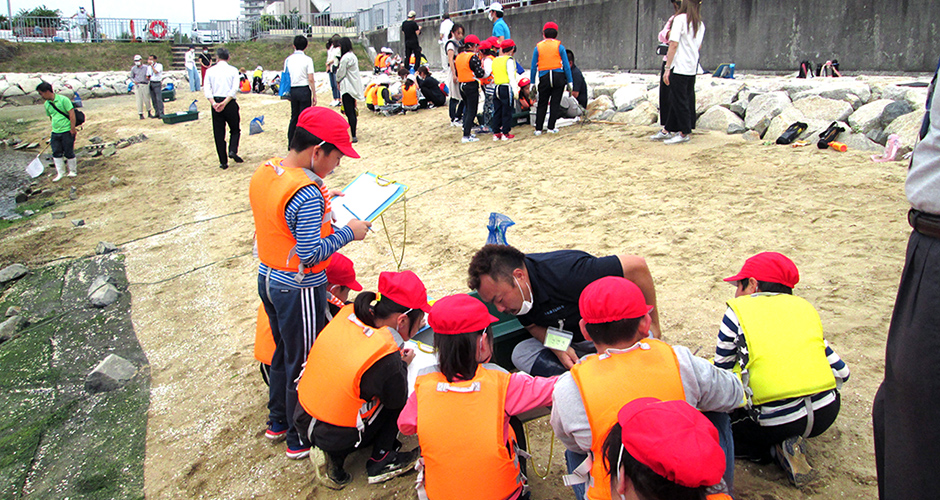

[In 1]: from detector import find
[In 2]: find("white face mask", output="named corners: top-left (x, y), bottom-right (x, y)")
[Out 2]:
top-left (135, 61), bottom-right (140, 66)
top-left (514, 276), bottom-right (533, 316)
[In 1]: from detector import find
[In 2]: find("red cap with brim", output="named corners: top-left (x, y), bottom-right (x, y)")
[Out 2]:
top-left (428, 294), bottom-right (498, 335)
top-left (296, 106), bottom-right (360, 159)
top-left (543, 22), bottom-right (558, 31)
top-left (723, 251), bottom-right (800, 288)
top-left (579, 276), bottom-right (653, 324)
top-left (500, 39), bottom-right (516, 50)
top-left (617, 398), bottom-right (726, 488)
top-left (325, 253), bottom-right (362, 291)
top-left (379, 270), bottom-right (431, 312)
top-left (478, 41), bottom-right (492, 51)
top-left (464, 34), bottom-right (480, 45)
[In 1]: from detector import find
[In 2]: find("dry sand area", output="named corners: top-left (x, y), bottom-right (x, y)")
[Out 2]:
top-left (0, 84), bottom-right (908, 499)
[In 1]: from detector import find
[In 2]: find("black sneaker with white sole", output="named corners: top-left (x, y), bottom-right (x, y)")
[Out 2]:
top-left (366, 448), bottom-right (419, 484)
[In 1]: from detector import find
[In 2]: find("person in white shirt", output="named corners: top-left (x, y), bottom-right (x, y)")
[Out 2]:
top-left (147, 54), bottom-right (165, 119)
top-left (204, 48), bottom-right (243, 170)
top-left (660, 0), bottom-right (704, 145)
top-left (129, 54), bottom-right (152, 119)
top-left (185, 45), bottom-right (200, 92)
top-left (325, 35), bottom-right (342, 107)
top-left (71, 7), bottom-right (88, 42)
top-left (284, 35), bottom-right (317, 149)
top-left (438, 13), bottom-right (453, 71)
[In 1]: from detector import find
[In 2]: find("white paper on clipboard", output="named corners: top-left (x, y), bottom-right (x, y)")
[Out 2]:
top-left (405, 340), bottom-right (438, 395)
top-left (331, 172), bottom-right (408, 227)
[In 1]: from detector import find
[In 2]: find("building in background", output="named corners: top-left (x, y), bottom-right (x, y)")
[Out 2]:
top-left (242, 0), bottom-right (268, 19)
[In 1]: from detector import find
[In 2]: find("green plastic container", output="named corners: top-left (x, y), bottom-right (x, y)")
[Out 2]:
top-left (162, 110), bottom-right (198, 124)
top-left (162, 88), bottom-right (176, 102)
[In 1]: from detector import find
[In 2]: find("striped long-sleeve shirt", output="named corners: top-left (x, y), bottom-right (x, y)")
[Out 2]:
top-left (715, 296), bottom-right (850, 426)
top-left (259, 183), bottom-right (354, 288)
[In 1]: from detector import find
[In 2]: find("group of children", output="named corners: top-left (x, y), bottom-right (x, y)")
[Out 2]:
top-left (363, 65), bottom-right (449, 116)
top-left (237, 66), bottom-right (280, 95)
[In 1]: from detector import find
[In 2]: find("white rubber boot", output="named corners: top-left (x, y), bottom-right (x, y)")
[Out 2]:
top-left (67, 158), bottom-right (77, 177)
top-left (52, 157), bottom-right (65, 182)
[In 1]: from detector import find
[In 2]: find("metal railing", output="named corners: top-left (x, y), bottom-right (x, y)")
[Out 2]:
top-left (355, 0), bottom-right (543, 33)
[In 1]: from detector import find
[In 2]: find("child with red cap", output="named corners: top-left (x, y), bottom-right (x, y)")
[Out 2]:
top-left (491, 39), bottom-right (519, 140)
top-left (601, 398), bottom-right (732, 500)
top-left (530, 21), bottom-right (573, 135)
top-left (296, 270), bottom-right (430, 489)
top-left (454, 35), bottom-right (486, 142)
top-left (476, 40), bottom-right (497, 135)
top-left (716, 252), bottom-right (849, 486)
top-left (249, 106), bottom-right (372, 460)
top-left (398, 294), bottom-right (557, 500)
top-left (551, 276), bottom-right (742, 500)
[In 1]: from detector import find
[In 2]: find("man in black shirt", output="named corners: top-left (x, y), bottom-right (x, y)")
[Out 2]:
top-left (401, 11), bottom-right (422, 72)
top-left (468, 244), bottom-right (661, 376)
top-left (567, 49), bottom-right (588, 108)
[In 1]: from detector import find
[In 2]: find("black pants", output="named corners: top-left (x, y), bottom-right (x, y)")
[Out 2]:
top-left (659, 61), bottom-right (671, 127)
top-left (874, 227), bottom-right (940, 500)
top-left (731, 392), bottom-right (840, 462)
top-left (492, 84), bottom-right (514, 135)
top-left (664, 72), bottom-right (695, 135)
top-left (288, 86), bottom-right (312, 149)
top-left (148, 81), bottom-right (165, 118)
top-left (211, 97), bottom-right (239, 167)
top-left (460, 81), bottom-right (479, 138)
top-left (535, 71), bottom-right (566, 131)
top-left (449, 97), bottom-right (464, 122)
top-left (253, 76), bottom-right (264, 93)
top-left (50, 131), bottom-right (75, 159)
top-left (341, 93), bottom-right (357, 137)
top-left (403, 43), bottom-right (422, 70)
top-left (307, 406), bottom-right (403, 466)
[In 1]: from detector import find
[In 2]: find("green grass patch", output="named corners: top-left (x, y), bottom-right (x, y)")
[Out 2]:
top-left (0, 40), bottom-right (174, 73)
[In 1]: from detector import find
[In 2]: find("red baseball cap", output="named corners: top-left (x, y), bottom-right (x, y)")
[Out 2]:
top-left (296, 106), bottom-right (360, 159)
top-left (543, 21), bottom-right (558, 31)
top-left (518, 77), bottom-right (530, 87)
top-left (579, 276), bottom-right (652, 324)
top-left (486, 36), bottom-right (499, 46)
top-left (464, 34), bottom-right (480, 45)
top-left (617, 398), bottom-right (726, 488)
top-left (378, 270), bottom-right (431, 312)
top-left (478, 41), bottom-right (492, 51)
top-left (428, 294), bottom-right (498, 335)
top-left (325, 253), bottom-right (362, 291)
top-left (723, 252), bottom-right (800, 288)
top-left (500, 39), bottom-right (516, 50)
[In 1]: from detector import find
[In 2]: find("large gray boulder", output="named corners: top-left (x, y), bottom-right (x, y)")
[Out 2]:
top-left (20, 77), bottom-right (43, 95)
top-left (881, 101), bottom-right (915, 129)
top-left (88, 275), bottom-right (121, 308)
top-left (3, 85), bottom-right (24, 97)
top-left (612, 84), bottom-right (648, 112)
top-left (0, 263), bottom-right (27, 283)
top-left (745, 91), bottom-right (791, 137)
top-left (698, 105), bottom-right (746, 134)
top-left (85, 354), bottom-right (138, 393)
top-left (882, 111), bottom-right (924, 145)
top-left (0, 315), bottom-right (26, 342)
top-left (791, 80), bottom-right (872, 109)
top-left (764, 105), bottom-right (807, 142)
top-left (586, 95), bottom-right (616, 121)
top-left (881, 85), bottom-right (928, 110)
top-left (695, 84), bottom-right (741, 115)
top-left (617, 101), bottom-right (659, 126)
top-left (793, 96), bottom-right (854, 122)
top-left (848, 99), bottom-right (893, 136)
top-left (839, 131), bottom-right (883, 152)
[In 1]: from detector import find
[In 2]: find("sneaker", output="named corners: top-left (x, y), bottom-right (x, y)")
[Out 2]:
top-left (67, 172), bottom-right (77, 177)
top-left (139, 114), bottom-right (144, 120)
top-left (664, 133), bottom-right (691, 145)
top-left (461, 136), bottom-right (479, 143)
top-left (534, 130), bottom-right (542, 136)
top-left (501, 134), bottom-right (514, 140)
top-left (547, 129), bottom-right (559, 134)
top-left (312, 448), bottom-right (352, 490)
top-left (648, 130), bottom-right (673, 141)
top-left (265, 421), bottom-right (288, 442)
top-left (351, 136), bottom-right (358, 143)
top-left (774, 436), bottom-right (814, 487)
top-left (493, 133), bottom-right (503, 141)
top-left (451, 120), bottom-right (462, 127)
top-left (286, 445), bottom-right (311, 460)
top-left (366, 448), bottom-right (420, 484)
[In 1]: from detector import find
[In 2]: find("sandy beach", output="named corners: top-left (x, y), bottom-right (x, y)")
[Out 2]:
top-left (0, 83), bottom-right (906, 499)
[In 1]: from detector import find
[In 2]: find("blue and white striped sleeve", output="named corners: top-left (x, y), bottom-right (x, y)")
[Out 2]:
top-left (285, 185), bottom-right (354, 267)
top-left (825, 340), bottom-right (850, 383)
top-left (715, 307), bottom-right (739, 370)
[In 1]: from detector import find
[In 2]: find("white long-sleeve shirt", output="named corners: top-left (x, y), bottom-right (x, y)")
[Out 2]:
top-left (184, 49), bottom-right (196, 70)
top-left (204, 60), bottom-right (239, 99)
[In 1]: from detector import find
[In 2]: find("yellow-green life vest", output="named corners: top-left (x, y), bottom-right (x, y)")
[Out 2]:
top-left (727, 293), bottom-right (836, 406)
top-left (492, 55), bottom-right (513, 85)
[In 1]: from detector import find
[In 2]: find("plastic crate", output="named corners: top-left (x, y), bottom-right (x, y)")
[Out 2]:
top-left (162, 88), bottom-right (176, 102)
top-left (162, 110), bottom-right (199, 124)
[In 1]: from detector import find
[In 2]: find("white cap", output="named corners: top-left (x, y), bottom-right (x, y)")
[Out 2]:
top-left (376, 74), bottom-right (391, 85)
top-left (133, 54), bottom-right (141, 60)
top-left (487, 2), bottom-right (503, 12)
top-left (382, 47), bottom-right (393, 53)
top-left (408, 10), bottom-right (416, 17)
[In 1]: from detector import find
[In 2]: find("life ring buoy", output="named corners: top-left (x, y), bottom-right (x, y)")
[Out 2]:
top-left (148, 20), bottom-right (167, 39)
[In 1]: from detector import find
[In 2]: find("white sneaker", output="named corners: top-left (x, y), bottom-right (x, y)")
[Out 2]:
top-left (461, 136), bottom-right (479, 143)
top-left (649, 130), bottom-right (674, 141)
top-left (547, 129), bottom-right (559, 134)
top-left (664, 133), bottom-right (690, 145)
top-left (493, 133), bottom-right (502, 141)
top-left (534, 130), bottom-right (542, 136)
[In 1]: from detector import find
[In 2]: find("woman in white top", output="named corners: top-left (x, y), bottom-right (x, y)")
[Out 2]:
top-left (335, 37), bottom-right (364, 143)
top-left (326, 35), bottom-right (342, 107)
top-left (660, 0), bottom-right (704, 145)
top-left (445, 23), bottom-right (465, 125)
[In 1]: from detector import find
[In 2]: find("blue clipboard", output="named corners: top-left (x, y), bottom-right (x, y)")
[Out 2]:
top-left (332, 172), bottom-right (409, 225)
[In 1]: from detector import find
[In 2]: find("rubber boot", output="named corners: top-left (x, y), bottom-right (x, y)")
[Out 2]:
top-left (52, 157), bottom-right (66, 182)
top-left (67, 158), bottom-right (77, 177)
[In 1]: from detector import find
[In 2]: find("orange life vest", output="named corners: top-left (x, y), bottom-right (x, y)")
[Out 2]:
top-left (402, 84), bottom-right (419, 106)
top-left (415, 364), bottom-right (523, 500)
top-left (536, 39), bottom-right (562, 71)
top-left (249, 158), bottom-right (333, 275)
top-left (480, 54), bottom-right (495, 85)
top-left (708, 494), bottom-right (733, 500)
top-left (296, 304), bottom-right (401, 428)
top-left (254, 304), bottom-right (275, 365)
top-left (455, 51), bottom-right (477, 83)
top-left (375, 54), bottom-right (386, 67)
top-left (239, 78), bottom-right (250, 92)
top-left (570, 339), bottom-right (686, 500)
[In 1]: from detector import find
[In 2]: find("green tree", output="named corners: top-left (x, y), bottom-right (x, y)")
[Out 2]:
top-left (14, 5), bottom-right (63, 29)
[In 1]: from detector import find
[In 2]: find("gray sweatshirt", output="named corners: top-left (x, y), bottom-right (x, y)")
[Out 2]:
top-left (907, 65), bottom-right (940, 214)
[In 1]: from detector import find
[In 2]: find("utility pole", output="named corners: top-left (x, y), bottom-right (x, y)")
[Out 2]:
top-left (6, 0), bottom-right (12, 31)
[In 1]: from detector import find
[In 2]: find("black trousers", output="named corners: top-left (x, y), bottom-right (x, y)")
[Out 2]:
top-left (535, 71), bottom-right (566, 131)
top-left (731, 392), bottom-right (840, 462)
top-left (664, 72), bottom-right (695, 135)
top-left (148, 81), bottom-right (165, 118)
top-left (341, 93), bottom-right (357, 137)
top-left (449, 96), bottom-right (464, 122)
top-left (459, 81), bottom-right (479, 138)
top-left (492, 84), bottom-right (514, 135)
top-left (288, 86), bottom-right (312, 149)
top-left (403, 43), bottom-right (422, 70)
top-left (659, 61), bottom-right (671, 127)
top-left (306, 406), bottom-right (403, 466)
top-left (50, 131), bottom-right (75, 159)
top-left (253, 76), bottom-right (264, 93)
top-left (211, 97), bottom-right (239, 167)
top-left (874, 227), bottom-right (940, 500)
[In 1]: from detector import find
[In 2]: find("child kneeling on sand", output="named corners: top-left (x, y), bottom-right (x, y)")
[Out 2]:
top-left (716, 252), bottom-right (850, 486)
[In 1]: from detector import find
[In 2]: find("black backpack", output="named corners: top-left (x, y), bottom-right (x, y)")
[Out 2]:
top-left (798, 61), bottom-right (814, 79)
top-left (776, 121), bottom-right (808, 145)
top-left (817, 121), bottom-right (845, 149)
top-left (49, 99), bottom-right (85, 126)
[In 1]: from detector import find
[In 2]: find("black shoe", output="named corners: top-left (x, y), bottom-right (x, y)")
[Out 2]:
top-left (219, 164), bottom-right (229, 170)
top-left (351, 136), bottom-right (358, 143)
top-left (313, 449), bottom-right (352, 490)
top-left (366, 448), bottom-right (419, 484)
top-left (228, 152), bottom-right (244, 163)
top-left (139, 114), bottom-right (144, 120)
top-left (148, 112), bottom-right (154, 118)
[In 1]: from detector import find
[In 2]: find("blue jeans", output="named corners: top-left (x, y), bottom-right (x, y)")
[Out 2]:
top-left (187, 66), bottom-right (200, 92)
top-left (258, 274), bottom-right (327, 449)
top-left (329, 67), bottom-right (340, 100)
